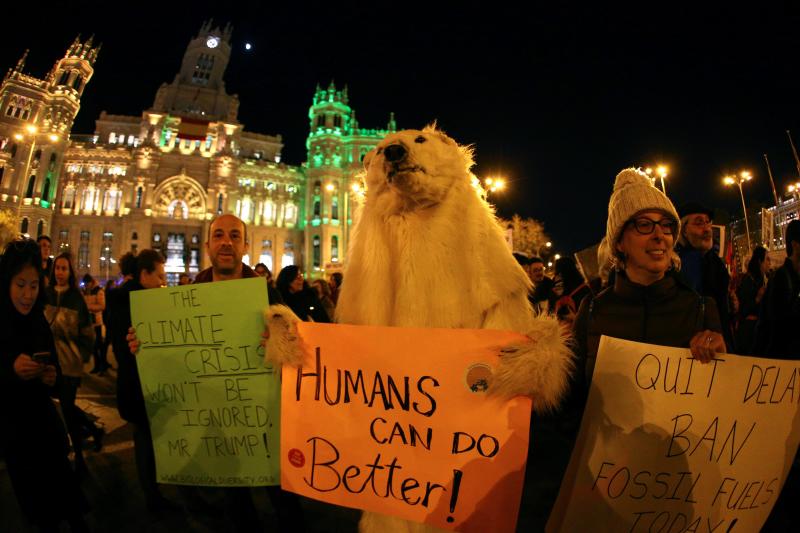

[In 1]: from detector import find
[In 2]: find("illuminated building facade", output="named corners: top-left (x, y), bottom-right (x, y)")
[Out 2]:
top-left (0, 22), bottom-right (395, 283)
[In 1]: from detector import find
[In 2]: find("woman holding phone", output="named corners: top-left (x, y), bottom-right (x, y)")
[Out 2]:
top-left (0, 238), bottom-right (89, 531)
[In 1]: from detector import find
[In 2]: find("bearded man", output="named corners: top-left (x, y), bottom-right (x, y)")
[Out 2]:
top-left (676, 202), bottom-right (734, 351)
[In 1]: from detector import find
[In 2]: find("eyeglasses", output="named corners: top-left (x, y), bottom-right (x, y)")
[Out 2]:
top-left (628, 217), bottom-right (678, 236)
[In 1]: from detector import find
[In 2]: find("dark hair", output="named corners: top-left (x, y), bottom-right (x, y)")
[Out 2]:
top-left (254, 262), bottom-right (271, 276)
top-left (135, 249), bottom-right (164, 282)
top-left (36, 235), bottom-right (52, 244)
top-left (787, 220), bottom-right (800, 257)
top-left (119, 252), bottom-right (137, 277)
top-left (82, 273), bottom-right (94, 285)
top-left (530, 257), bottom-right (544, 265)
top-left (0, 238), bottom-right (47, 314)
top-left (554, 256), bottom-right (585, 293)
top-left (330, 272), bottom-right (343, 287)
top-left (50, 252), bottom-right (77, 289)
top-left (276, 265), bottom-right (301, 299)
top-left (746, 246), bottom-right (767, 281)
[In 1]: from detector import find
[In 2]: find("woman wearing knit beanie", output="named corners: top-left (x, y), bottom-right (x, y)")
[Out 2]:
top-left (572, 168), bottom-right (726, 385)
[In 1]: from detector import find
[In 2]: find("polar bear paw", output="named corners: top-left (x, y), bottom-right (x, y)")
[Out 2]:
top-left (489, 314), bottom-right (574, 413)
top-left (263, 304), bottom-right (305, 368)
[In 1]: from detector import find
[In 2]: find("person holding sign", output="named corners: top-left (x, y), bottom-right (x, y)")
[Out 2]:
top-left (107, 249), bottom-right (176, 513)
top-left (128, 214), bottom-right (305, 532)
top-left (574, 168), bottom-right (725, 385)
top-left (0, 238), bottom-right (89, 532)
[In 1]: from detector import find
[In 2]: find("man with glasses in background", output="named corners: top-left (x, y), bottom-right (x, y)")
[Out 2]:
top-left (676, 202), bottom-right (734, 351)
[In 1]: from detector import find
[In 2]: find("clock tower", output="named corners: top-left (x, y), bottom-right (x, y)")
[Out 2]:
top-left (175, 20), bottom-right (232, 91)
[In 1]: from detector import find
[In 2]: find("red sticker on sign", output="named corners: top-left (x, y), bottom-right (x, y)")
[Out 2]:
top-left (288, 448), bottom-right (305, 468)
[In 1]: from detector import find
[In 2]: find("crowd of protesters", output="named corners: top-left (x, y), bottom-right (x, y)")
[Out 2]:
top-left (1, 168), bottom-right (798, 530)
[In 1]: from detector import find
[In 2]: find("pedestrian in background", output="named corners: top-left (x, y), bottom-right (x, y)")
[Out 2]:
top-left (254, 262), bottom-right (282, 304)
top-left (82, 273), bottom-right (109, 375)
top-left (529, 257), bottom-right (555, 315)
top-left (312, 277), bottom-right (336, 321)
top-left (735, 246), bottom-right (769, 355)
top-left (553, 256), bottom-right (591, 326)
top-left (329, 271), bottom-right (343, 305)
top-left (0, 238), bottom-right (90, 532)
top-left (755, 219), bottom-right (800, 359)
top-left (37, 234), bottom-right (53, 286)
top-left (107, 249), bottom-right (175, 513)
top-left (277, 265), bottom-right (330, 323)
top-left (676, 202), bottom-right (734, 351)
top-left (45, 252), bottom-right (103, 474)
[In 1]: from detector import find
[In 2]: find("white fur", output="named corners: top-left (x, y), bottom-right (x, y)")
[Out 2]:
top-left (333, 126), bottom-right (574, 533)
top-left (263, 304), bottom-right (305, 367)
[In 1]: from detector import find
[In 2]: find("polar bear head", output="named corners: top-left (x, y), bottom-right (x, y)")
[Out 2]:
top-left (363, 126), bottom-right (475, 214)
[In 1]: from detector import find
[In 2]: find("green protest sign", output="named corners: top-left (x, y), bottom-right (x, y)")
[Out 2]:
top-left (130, 277), bottom-right (280, 487)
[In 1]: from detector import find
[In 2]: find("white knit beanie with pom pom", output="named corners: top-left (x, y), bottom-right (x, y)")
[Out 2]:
top-left (606, 167), bottom-right (680, 247)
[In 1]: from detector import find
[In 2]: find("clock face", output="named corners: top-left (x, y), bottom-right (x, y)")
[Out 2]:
top-left (206, 37), bottom-right (219, 49)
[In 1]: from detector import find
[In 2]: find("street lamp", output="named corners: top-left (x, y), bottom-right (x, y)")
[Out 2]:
top-left (788, 181), bottom-right (800, 199)
top-left (14, 124), bottom-right (59, 200)
top-left (644, 165), bottom-right (669, 194)
top-left (483, 176), bottom-right (506, 194)
top-left (723, 170), bottom-right (754, 252)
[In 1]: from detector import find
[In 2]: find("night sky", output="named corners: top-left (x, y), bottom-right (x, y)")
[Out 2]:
top-left (4, 3), bottom-right (800, 255)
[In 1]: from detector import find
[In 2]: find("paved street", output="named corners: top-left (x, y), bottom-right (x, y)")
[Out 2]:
top-left (1, 359), bottom-right (797, 532)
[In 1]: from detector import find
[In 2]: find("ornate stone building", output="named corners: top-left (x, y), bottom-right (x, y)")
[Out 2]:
top-left (0, 22), bottom-right (395, 284)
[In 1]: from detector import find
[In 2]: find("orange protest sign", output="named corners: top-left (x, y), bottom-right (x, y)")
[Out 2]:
top-left (280, 323), bottom-right (533, 532)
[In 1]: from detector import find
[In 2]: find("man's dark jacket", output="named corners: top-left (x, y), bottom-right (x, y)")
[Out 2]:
top-left (676, 243), bottom-right (733, 351)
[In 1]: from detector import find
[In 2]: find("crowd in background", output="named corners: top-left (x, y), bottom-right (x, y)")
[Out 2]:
top-left (1, 166), bottom-right (799, 530)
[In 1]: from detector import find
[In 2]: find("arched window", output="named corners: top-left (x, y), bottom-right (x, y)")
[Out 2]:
top-left (63, 187), bottom-right (76, 209)
top-left (132, 232), bottom-right (138, 240)
top-left (135, 186), bottom-right (143, 209)
top-left (313, 235), bottom-right (321, 268)
top-left (48, 153), bottom-right (57, 171)
top-left (0, 166), bottom-right (5, 187)
top-left (217, 193), bottom-right (224, 215)
top-left (313, 180), bottom-right (321, 217)
top-left (20, 218), bottom-right (29, 234)
top-left (331, 236), bottom-right (339, 263)
top-left (78, 231), bottom-right (90, 269)
top-left (263, 199), bottom-right (275, 224)
top-left (25, 175), bottom-right (36, 198)
top-left (72, 75), bottom-right (82, 90)
top-left (282, 240), bottom-right (294, 268)
top-left (259, 239), bottom-right (273, 271)
top-left (41, 178), bottom-right (51, 202)
top-left (37, 220), bottom-right (44, 238)
top-left (9, 144), bottom-right (17, 158)
top-left (331, 195), bottom-right (339, 220)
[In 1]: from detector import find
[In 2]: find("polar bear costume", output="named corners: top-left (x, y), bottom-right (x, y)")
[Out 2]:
top-left (267, 126), bottom-right (572, 533)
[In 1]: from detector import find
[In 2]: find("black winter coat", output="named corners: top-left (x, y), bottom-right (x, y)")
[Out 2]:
top-left (573, 270), bottom-right (723, 385)
top-left (107, 278), bottom-right (148, 424)
top-left (0, 304), bottom-right (88, 523)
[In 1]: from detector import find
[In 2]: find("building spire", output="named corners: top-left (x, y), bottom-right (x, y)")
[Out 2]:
top-left (14, 49), bottom-right (29, 74)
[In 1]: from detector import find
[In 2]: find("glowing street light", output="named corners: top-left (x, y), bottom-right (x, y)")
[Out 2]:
top-left (483, 176), bottom-right (507, 194)
top-left (723, 170), bottom-right (754, 252)
top-left (644, 165), bottom-right (669, 194)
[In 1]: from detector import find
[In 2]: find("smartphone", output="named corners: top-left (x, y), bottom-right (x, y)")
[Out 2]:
top-left (31, 351), bottom-right (51, 365)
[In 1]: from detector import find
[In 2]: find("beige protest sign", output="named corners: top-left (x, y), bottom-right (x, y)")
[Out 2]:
top-left (548, 336), bottom-right (800, 533)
